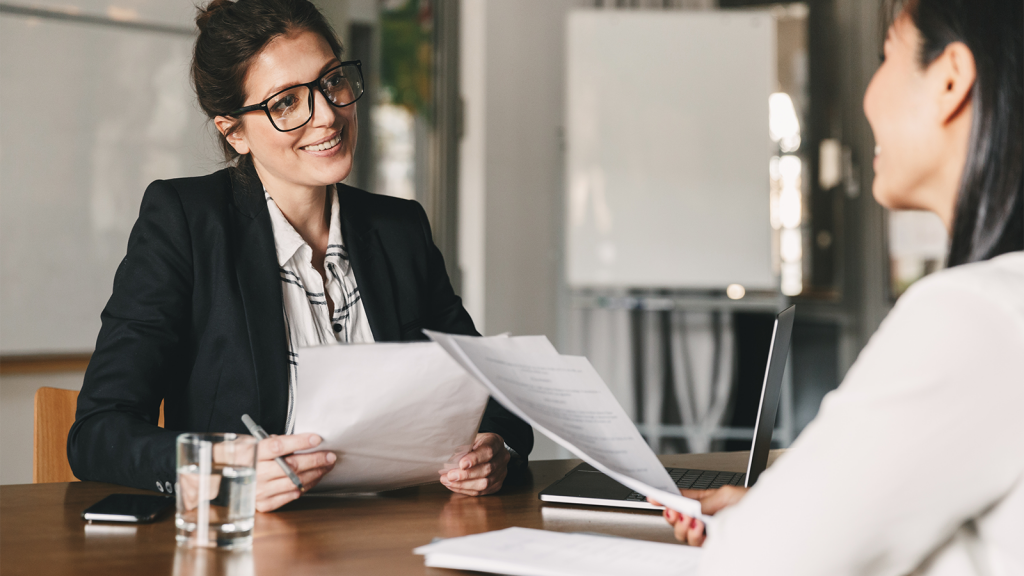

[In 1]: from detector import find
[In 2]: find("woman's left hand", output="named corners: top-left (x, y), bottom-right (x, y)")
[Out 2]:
top-left (439, 433), bottom-right (511, 496)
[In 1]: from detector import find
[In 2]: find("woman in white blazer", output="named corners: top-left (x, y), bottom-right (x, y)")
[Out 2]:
top-left (654, 0), bottom-right (1024, 574)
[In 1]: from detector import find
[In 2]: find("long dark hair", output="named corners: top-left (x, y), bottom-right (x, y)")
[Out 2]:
top-left (191, 0), bottom-right (343, 172)
top-left (884, 0), bottom-right (1023, 266)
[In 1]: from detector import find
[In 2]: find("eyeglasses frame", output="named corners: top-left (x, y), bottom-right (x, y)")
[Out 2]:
top-left (226, 60), bottom-right (364, 132)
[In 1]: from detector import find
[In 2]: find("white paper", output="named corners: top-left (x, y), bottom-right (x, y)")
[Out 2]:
top-left (293, 341), bottom-right (489, 493)
top-left (425, 331), bottom-right (709, 521)
top-left (414, 527), bottom-right (702, 576)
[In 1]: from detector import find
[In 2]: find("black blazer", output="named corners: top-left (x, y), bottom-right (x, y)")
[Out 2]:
top-left (68, 166), bottom-right (532, 492)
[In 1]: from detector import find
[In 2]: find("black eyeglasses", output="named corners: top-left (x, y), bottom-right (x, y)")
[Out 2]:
top-left (227, 61), bottom-right (364, 132)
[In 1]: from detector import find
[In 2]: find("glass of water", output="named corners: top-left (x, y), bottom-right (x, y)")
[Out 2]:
top-left (175, 433), bottom-right (257, 549)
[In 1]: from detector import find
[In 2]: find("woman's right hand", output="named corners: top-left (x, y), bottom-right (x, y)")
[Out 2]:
top-left (649, 485), bottom-right (749, 546)
top-left (255, 433), bottom-right (336, 512)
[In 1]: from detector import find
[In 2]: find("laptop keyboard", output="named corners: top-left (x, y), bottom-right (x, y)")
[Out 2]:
top-left (624, 468), bottom-right (746, 502)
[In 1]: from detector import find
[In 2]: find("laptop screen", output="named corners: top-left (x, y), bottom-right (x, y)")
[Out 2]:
top-left (744, 305), bottom-right (795, 487)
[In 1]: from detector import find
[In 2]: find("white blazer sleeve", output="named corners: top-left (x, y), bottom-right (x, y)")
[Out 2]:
top-left (698, 263), bottom-right (1024, 576)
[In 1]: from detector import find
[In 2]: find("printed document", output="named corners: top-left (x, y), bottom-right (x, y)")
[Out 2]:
top-left (293, 341), bottom-right (489, 492)
top-left (425, 331), bottom-right (708, 520)
top-left (414, 527), bottom-right (702, 576)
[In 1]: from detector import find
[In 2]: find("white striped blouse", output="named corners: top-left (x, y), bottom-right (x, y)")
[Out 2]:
top-left (264, 185), bottom-right (375, 433)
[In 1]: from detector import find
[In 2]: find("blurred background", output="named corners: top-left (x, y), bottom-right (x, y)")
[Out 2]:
top-left (0, 0), bottom-right (950, 484)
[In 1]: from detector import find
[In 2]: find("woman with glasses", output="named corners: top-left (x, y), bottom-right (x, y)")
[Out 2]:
top-left (67, 0), bottom-right (532, 513)
top-left (653, 0), bottom-right (1022, 573)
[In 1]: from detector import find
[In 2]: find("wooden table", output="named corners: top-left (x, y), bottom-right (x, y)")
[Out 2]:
top-left (1, 451), bottom-right (781, 575)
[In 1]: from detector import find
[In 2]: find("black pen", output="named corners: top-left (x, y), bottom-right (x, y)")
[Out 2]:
top-left (241, 414), bottom-right (304, 491)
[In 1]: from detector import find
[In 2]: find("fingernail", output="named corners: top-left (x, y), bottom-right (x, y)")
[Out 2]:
top-left (326, 452), bottom-right (337, 464)
top-left (310, 435), bottom-right (322, 446)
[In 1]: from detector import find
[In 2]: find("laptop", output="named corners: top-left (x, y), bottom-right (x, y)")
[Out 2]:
top-left (539, 304), bottom-right (795, 510)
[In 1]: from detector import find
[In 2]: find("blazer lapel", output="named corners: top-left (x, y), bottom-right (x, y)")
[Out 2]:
top-left (230, 167), bottom-right (290, 434)
top-left (338, 185), bottom-right (401, 342)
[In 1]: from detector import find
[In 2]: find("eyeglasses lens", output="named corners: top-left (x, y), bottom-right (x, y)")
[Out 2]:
top-left (322, 65), bottom-right (362, 106)
top-left (267, 65), bottom-right (363, 131)
top-left (267, 87), bottom-right (311, 131)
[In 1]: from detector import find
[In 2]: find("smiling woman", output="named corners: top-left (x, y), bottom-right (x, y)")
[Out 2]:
top-left (656, 0), bottom-right (1023, 573)
top-left (66, 0), bottom-right (532, 513)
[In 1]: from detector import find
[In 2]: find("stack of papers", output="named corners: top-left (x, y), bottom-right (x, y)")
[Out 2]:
top-left (414, 527), bottom-right (702, 576)
top-left (426, 331), bottom-right (709, 522)
top-left (292, 330), bottom-right (710, 520)
top-left (293, 341), bottom-right (489, 493)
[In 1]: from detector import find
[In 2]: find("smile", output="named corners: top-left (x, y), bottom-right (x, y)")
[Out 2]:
top-left (301, 131), bottom-right (342, 152)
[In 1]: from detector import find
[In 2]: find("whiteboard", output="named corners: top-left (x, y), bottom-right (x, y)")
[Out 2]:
top-left (4, 0), bottom-right (196, 29)
top-left (565, 11), bottom-right (776, 290)
top-left (0, 13), bottom-right (219, 354)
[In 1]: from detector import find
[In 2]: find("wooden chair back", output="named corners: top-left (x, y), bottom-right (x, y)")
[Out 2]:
top-left (33, 387), bottom-right (164, 483)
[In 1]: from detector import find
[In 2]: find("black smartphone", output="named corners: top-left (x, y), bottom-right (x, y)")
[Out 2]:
top-left (81, 494), bottom-right (174, 523)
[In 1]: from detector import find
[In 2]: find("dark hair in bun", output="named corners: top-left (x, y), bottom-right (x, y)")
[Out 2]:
top-left (195, 0), bottom-right (232, 32)
top-left (191, 0), bottom-right (343, 168)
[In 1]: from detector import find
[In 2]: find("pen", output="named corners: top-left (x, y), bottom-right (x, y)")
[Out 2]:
top-left (240, 414), bottom-right (304, 492)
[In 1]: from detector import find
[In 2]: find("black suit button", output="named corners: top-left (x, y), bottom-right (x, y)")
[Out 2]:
top-left (333, 324), bottom-right (343, 332)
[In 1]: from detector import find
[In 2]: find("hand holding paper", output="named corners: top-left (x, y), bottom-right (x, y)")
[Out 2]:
top-left (440, 432), bottom-right (512, 496)
top-left (425, 331), bottom-right (711, 523)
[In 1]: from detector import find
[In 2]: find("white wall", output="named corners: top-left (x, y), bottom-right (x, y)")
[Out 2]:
top-left (458, 0), bottom-right (488, 329)
top-left (0, 0), bottom-right (204, 484)
top-left (459, 0), bottom-right (574, 341)
top-left (459, 0), bottom-right (580, 459)
top-left (0, 5), bottom-right (218, 355)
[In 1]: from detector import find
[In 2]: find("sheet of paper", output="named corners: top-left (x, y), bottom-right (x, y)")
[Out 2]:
top-left (293, 341), bottom-right (489, 493)
top-left (414, 527), bottom-right (702, 576)
top-left (425, 331), bottom-right (709, 521)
